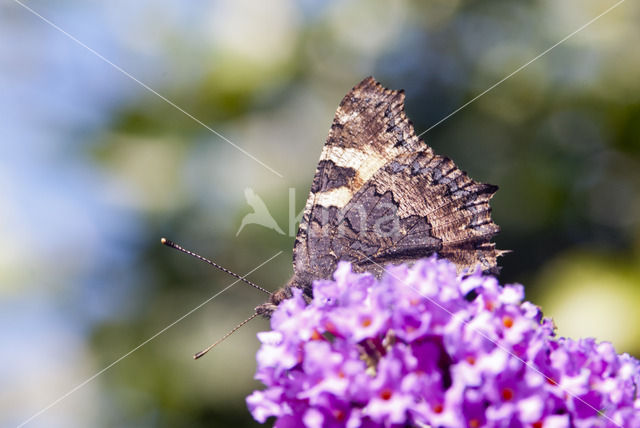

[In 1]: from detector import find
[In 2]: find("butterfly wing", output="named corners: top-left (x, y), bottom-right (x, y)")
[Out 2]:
top-left (291, 77), bottom-right (502, 288)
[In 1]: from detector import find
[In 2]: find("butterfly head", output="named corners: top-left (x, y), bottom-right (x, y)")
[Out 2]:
top-left (255, 274), bottom-right (314, 318)
top-left (254, 288), bottom-right (289, 318)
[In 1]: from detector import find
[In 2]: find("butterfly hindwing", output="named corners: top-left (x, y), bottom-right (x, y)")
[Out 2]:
top-left (349, 149), bottom-right (501, 275)
top-left (291, 77), bottom-right (501, 289)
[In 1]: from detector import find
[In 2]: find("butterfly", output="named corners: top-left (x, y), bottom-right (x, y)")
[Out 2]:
top-left (162, 76), bottom-right (503, 357)
top-left (254, 76), bottom-right (502, 318)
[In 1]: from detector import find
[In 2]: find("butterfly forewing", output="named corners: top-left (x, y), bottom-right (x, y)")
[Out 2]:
top-left (291, 77), bottom-right (501, 289)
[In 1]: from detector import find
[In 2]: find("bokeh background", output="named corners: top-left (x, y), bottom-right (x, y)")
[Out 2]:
top-left (2, 0), bottom-right (639, 427)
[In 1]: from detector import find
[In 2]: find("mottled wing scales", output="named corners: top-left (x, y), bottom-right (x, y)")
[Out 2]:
top-left (294, 77), bottom-right (422, 282)
top-left (292, 77), bottom-right (502, 287)
top-left (366, 150), bottom-right (501, 274)
top-left (304, 77), bottom-right (425, 209)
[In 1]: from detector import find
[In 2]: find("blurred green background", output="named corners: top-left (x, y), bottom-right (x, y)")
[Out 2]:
top-left (1, 0), bottom-right (639, 427)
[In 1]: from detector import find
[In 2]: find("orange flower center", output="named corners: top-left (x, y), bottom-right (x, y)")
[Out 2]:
top-left (380, 388), bottom-right (393, 400)
top-left (502, 315), bottom-right (514, 328)
top-left (501, 387), bottom-right (514, 401)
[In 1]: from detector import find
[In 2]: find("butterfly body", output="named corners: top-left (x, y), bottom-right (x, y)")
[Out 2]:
top-left (256, 77), bottom-right (503, 318)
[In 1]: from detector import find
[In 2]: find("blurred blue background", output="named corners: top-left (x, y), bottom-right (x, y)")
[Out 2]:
top-left (1, 0), bottom-right (639, 427)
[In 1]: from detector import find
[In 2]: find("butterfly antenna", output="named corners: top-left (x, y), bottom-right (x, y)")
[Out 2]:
top-left (160, 238), bottom-right (271, 296)
top-left (194, 312), bottom-right (261, 359)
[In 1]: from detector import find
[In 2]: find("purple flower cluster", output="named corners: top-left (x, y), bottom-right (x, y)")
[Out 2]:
top-left (247, 257), bottom-right (640, 427)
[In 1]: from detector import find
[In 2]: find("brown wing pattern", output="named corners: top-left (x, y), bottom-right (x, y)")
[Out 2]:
top-left (291, 77), bottom-right (502, 289)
